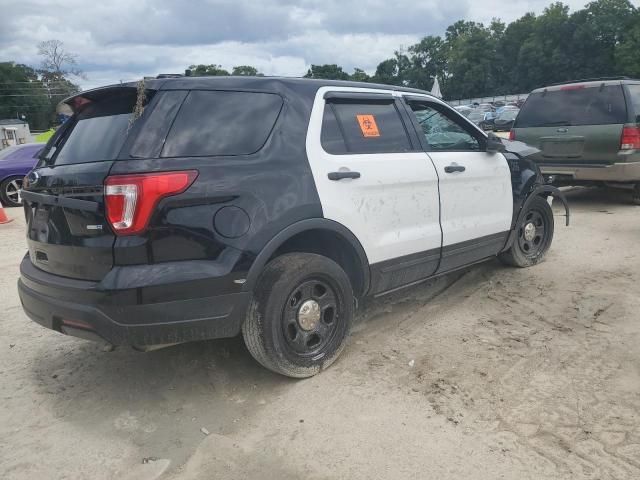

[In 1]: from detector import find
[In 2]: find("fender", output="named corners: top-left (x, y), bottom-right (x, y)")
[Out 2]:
top-left (242, 218), bottom-right (371, 294)
top-left (502, 184), bottom-right (570, 252)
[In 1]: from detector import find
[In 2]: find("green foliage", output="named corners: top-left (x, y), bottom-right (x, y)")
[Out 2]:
top-left (189, 64), bottom-right (230, 76)
top-left (369, 0), bottom-right (640, 99)
top-left (231, 65), bottom-right (262, 76)
top-left (0, 62), bottom-right (73, 131)
top-left (304, 64), bottom-right (351, 80)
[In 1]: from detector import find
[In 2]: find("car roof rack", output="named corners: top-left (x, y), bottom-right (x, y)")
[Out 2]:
top-left (549, 76), bottom-right (630, 86)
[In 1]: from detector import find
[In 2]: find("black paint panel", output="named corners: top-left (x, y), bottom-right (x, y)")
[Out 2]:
top-left (370, 248), bottom-right (440, 295)
top-left (437, 232), bottom-right (509, 274)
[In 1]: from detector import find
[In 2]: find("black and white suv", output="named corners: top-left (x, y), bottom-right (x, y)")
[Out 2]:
top-left (18, 77), bottom-right (569, 377)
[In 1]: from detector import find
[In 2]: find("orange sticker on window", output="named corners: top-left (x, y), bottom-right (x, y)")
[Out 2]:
top-left (356, 114), bottom-right (380, 137)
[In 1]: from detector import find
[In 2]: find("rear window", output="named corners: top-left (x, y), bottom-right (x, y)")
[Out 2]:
top-left (627, 84), bottom-right (640, 118)
top-left (161, 90), bottom-right (283, 157)
top-left (515, 85), bottom-right (627, 128)
top-left (321, 100), bottom-right (412, 154)
top-left (52, 92), bottom-right (139, 165)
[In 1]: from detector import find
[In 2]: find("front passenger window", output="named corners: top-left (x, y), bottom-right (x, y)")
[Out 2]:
top-left (409, 103), bottom-right (481, 152)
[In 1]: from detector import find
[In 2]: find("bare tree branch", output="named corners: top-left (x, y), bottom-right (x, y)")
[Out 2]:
top-left (37, 39), bottom-right (85, 79)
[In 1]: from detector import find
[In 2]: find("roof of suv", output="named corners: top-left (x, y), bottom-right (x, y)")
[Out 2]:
top-left (532, 77), bottom-right (640, 93)
top-left (66, 76), bottom-right (437, 107)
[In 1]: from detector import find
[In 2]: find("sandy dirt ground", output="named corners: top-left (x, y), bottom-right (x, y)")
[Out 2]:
top-left (1, 186), bottom-right (639, 480)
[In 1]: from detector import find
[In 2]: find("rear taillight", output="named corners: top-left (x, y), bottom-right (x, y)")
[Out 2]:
top-left (620, 125), bottom-right (640, 151)
top-left (509, 129), bottom-right (515, 140)
top-left (105, 170), bottom-right (197, 235)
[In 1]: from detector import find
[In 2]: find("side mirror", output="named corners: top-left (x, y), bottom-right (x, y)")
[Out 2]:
top-left (486, 132), bottom-right (506, 153)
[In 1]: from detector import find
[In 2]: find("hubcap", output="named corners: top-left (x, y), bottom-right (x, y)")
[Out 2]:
top-left (518, 209), bottom-right (547, 257)
top-left (282, 279), bottom-right (339, 357)
top-left (523, 222), bottom-right (536, 241)
top-left (297, 299), bottom-right (321, 331)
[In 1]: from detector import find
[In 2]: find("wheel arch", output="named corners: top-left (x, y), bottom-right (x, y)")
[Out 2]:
top-left (243, 219), bottom-right (371, 298)
top-left (501, 184), bottom-right (569, 252)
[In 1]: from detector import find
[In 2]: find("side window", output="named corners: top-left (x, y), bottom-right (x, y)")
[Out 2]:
top-left (321, 100), bottom-right (412, 154)
top-left (162, 90), bottom-right (283, 157)
top-left (408, 102), bottom-right (482, 152)
top-left (320, 104), bottom-right (347, 154)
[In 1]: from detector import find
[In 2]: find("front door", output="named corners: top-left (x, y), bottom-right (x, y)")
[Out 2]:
top-left (403, 96), bottom-right (513, 272)
top-left (306, 87), bottom-right (442, 294)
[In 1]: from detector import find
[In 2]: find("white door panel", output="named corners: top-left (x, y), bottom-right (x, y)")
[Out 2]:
top-left (306, 86), bottom-right (441, 264)
top-left (428, 151), bottom-right (512, 246)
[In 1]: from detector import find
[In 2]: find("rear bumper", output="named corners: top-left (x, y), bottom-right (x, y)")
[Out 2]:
top-left (18, 255), bottom-right (250, 346)
top-left (539, 159), bottom-right (640, 182)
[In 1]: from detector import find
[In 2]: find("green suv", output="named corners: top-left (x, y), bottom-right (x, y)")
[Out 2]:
top-left (510, 77), bottom-right (640, 204)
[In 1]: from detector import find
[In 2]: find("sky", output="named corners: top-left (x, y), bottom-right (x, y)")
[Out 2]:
top-left (1, 0), bottom-right (600, 90)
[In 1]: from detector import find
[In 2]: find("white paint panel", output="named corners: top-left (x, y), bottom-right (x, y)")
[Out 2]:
top-left (306, 86), bottom-right (441, 264)
top-left (428, 151), bottom-right (513, 246)
top-left (397, 92), bottom-right (513, 247)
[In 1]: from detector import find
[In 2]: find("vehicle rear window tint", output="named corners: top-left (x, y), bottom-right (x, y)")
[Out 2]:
top-left (627, 85), bottom-right (640, 118)
top-left (515, 85), bottom-right (627, 128)
top-left (161, 90), bottom-right (283, 157)
top-left (53, 92), bottom-right (138, 165)
top-left (320, 104), bottom-right (347, 154)
top-left (129, 90), bottom-right (188, 158)
top-left (325, 101), bottom-right (411, 154)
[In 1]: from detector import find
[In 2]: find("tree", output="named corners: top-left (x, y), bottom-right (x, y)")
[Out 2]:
top-left (0, 62), bottom-right (52, 130)
top-left (232, 65), bottom-right (262, 76)
top-left (304, 64), bottom-right (350, 80)
top-left (189, 64), bottom-right (230, 76)
top-left (37, 39), bottom-right (84, 79)
top-left (350, 68), bottom-right (371, 82)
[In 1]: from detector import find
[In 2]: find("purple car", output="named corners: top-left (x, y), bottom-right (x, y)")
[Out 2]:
top-left (0, 143), bottom-right (42, 207)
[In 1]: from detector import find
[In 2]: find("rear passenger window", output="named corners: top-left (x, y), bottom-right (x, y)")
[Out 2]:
top-left (162, 90), bottom-right (283, 157)
top-left (321, 101), bottom-right (412, 154)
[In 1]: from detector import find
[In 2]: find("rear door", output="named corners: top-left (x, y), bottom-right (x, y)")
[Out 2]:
top-left (22, 87), bottom-right (149, 280)
top-left (306, 87), bottom-right (442, 293)
top-left (513, 84), bottom-right (628, 165)
top-left (402, 96), bottom-right (512, 272)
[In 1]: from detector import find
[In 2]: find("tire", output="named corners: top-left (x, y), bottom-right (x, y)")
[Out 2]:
top-left (0, 176), bottom-right (23, 207)
top-left (242, 253), bottom-right (354, 378)
top-left (633, 184), bottom-right (640, 206)
top-left (499, 195), bottom-right (554, 268)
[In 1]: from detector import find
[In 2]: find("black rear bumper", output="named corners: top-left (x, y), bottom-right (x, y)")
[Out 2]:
top-left (18, 255), bottom-right (250, 346)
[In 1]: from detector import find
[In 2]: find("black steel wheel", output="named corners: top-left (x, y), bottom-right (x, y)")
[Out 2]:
top-left (499, 195), bottom-right (554, 268)
top-left (0, 176), bottom-right (23, 207)
top-left (517, 209), bottom-right (547, 257)
top-left (242, 253), bottom-right (354, 378)
top-left (632, 183), bottom-right (640, 206)
top-left (282, 278), bottom-right (340, 358)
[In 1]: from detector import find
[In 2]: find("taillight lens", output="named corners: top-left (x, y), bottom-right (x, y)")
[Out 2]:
top-left (509, 129), bottom-right (515, 140)
top-left (620, 125), bottom-right (640, 151)
top-left (104, 170), bottom-right (197, 235)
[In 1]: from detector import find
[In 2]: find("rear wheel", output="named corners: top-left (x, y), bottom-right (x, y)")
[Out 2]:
top-left (242, 253), bottom-right (354, 378)
top-left (0, 176), bottom-right (23, 207)
top-left (499, 196), bottom-right (554, 268)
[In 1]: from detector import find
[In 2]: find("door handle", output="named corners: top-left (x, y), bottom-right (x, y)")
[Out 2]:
top-left (328, 171), bottom-right (361, 181)
top-left (444, 164), bottom-right (466, 173)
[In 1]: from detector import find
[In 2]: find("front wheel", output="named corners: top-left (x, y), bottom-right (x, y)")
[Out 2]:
top-left (242, 253), bottom-right (354, 378)
top-left (0, 176), bottom-right (23, 207)
top-left (499, 196), bottom-right (555, 268)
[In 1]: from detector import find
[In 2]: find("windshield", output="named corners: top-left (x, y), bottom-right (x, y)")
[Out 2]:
top-left (515, 85), bottom-right (627, 128)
